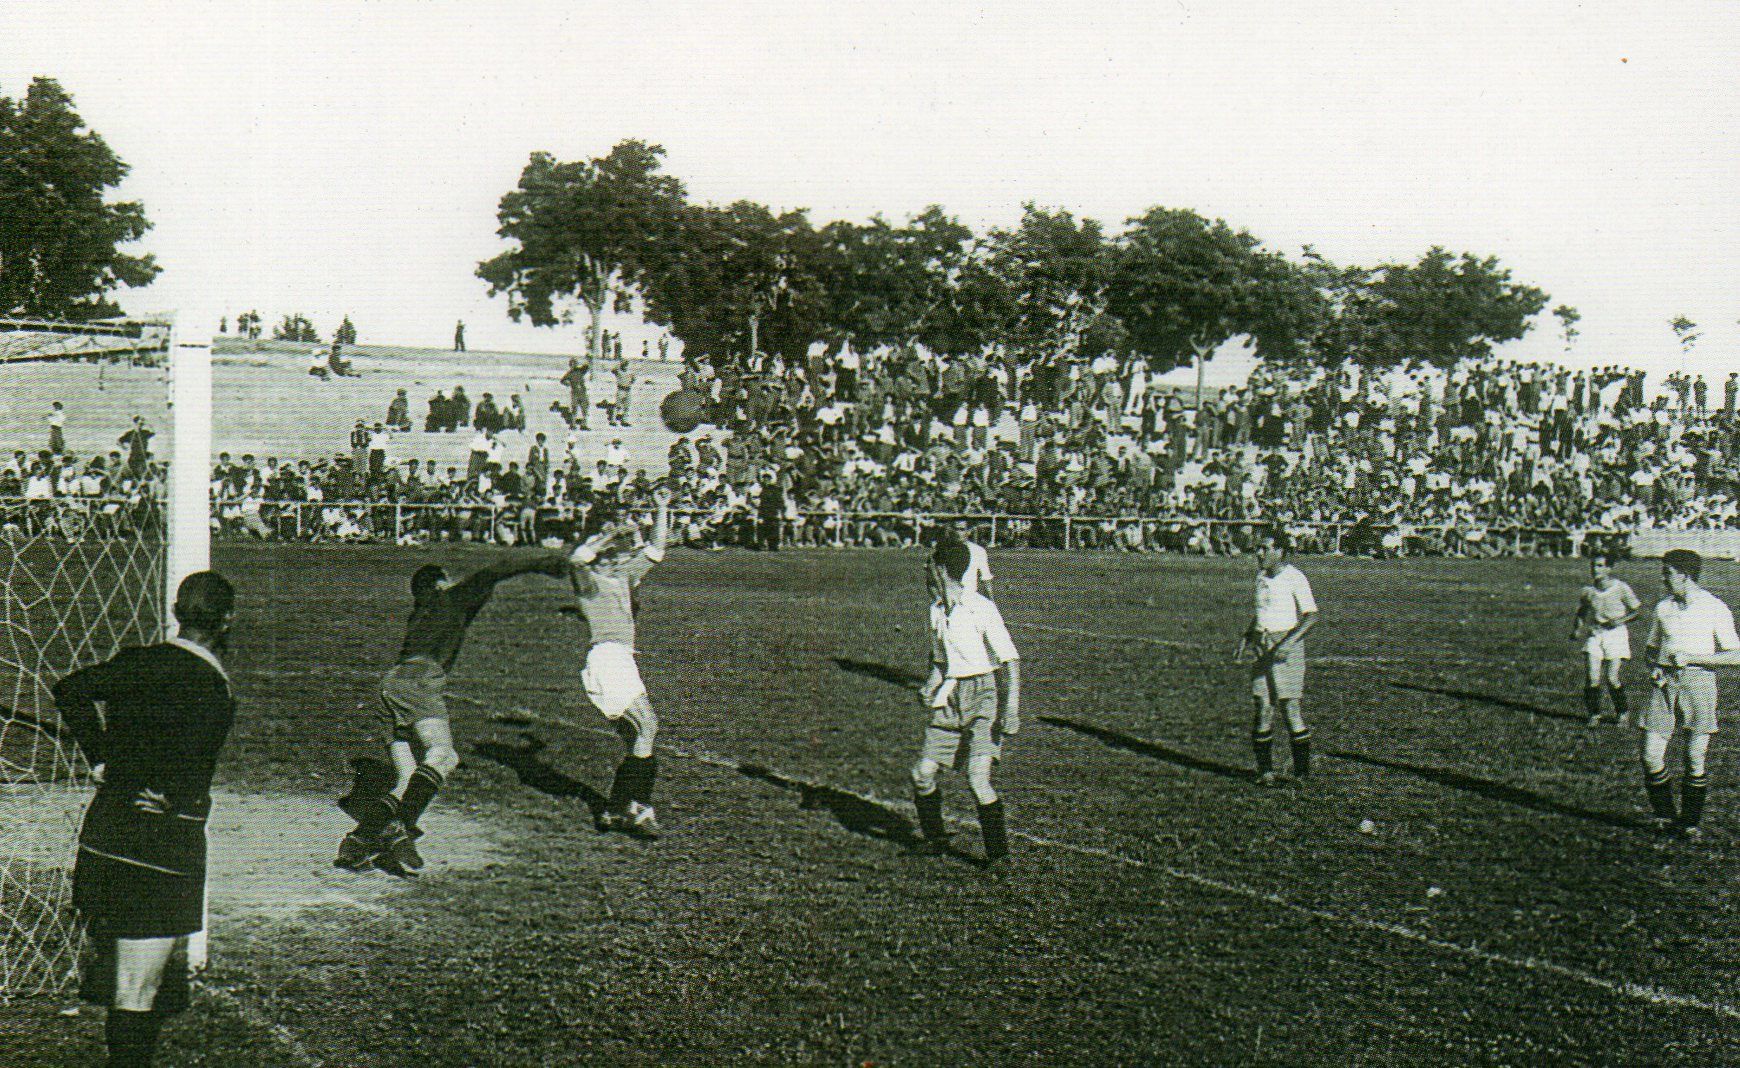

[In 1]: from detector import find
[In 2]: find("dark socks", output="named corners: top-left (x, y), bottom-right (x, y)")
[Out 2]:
top-left (1609, 684), bottom-right (1628, 720)
top-left (353, 793), bottom-right (400, 837)
top-left (1682, 774), bottom-right (1709, 828)
top-left (610, 755), bottom-right (656, 812)
top-left (399, 765), bottom-right (445, 832)
top-left (978, 800), bottom-right (1008, 862)
top-left (1252, 730), bottom-right (1274, 776)
top-left (913, 788), bottom-right (948, 844)
top-left (105, 1008), bottom-right (162, 1068)
top-left (1645, 768), bottom-right (1677, 822)
top-left (1289, 729), bottom-right (1312, 779)
top-left (1583, 686), bottom-right (1603, 721)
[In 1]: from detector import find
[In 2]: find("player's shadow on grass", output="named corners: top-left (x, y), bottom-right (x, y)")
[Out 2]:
top-left (1038, 716), bottom-right (1255, 782)
top-left (1385, 681), bottom-right (1583, 722)
top-left (830, 658), bottom-right (925, 692)
top-left (1326, 749), bottom-right (1644, 832)
top-left (473, 734), bottom-right (610, 820)
top-left (736, 762), bottom-right (978, 866)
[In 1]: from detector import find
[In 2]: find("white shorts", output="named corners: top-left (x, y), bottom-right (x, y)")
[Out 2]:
top-left (583, 642), bottom-right (646, 719)
top-left (1584, 626), bottom-right (1631, 662)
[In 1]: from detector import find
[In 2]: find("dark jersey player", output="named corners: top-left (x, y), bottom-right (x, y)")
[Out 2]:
top-left (337, 548), bottom-right (572, 874)
top-left (52, 570), bottom-right (237, 1068)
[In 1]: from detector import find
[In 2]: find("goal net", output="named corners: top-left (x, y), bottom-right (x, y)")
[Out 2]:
top-left (0, 318), bottom-right (209, 1001)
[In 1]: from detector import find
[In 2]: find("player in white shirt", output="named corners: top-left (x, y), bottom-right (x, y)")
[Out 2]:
top-left (1572, 553), bottom-right (1641, 725)
top-left (1236, 528), bottom-right (1317, 785)
top-left (1640, 549), bottom-right (1740, 838)
top-left (911, 540), bottom-right (1021, 867)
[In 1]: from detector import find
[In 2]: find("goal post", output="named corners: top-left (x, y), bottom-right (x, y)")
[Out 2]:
top-left (166, 320), bottom-right (215, 973)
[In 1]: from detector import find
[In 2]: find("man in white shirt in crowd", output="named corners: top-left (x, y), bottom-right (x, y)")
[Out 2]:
top-left (911, 540), bottom-right (1021, 868)
top-left (1641, 549), bottom-right (1740, 838)
top-left (1237, 527), bottom-right (1318, 785)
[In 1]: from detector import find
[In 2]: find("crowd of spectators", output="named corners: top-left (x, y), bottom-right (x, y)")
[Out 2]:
top-left (8, 349), bottom-right (1740, 555)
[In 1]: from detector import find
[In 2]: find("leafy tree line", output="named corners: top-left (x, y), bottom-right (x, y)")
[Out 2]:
top-left (479, 140), bottom-right (1555, 375)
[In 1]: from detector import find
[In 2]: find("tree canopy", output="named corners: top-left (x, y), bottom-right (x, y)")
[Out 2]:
top-left (0, 77), bottom-right (158, 320)
top-left (479, 139), bottom-right (1555, 374)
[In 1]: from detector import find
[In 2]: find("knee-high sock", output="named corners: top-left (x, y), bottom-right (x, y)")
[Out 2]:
top-left (913, 787), bottom-right (948, 843)
top-left (1681, 774), bottom-right (1709, 828)
top-left (1289, 728), bottom-right (1312, 778)
top-left (399, 765), bottom-right (445, 832)
top-left (978, 800), bottom-right (1008, 862)
top-left (1645, 767), bottom-right (1677, 822)
top-left (633, 754), bottom-right (658, 806)
top-left (610, 755), bottom-right (654, 812)
top-left (105, 1008), bottom-right (162, 1068)
top-left (353, 793), bottom-right (400, 837)
top-left (1252, 730), bottom-right (1274, 776)
top-left (1609, 684), bottom-right (1628, 719)
top-left (1583, 686), bottom-right (1603, 720)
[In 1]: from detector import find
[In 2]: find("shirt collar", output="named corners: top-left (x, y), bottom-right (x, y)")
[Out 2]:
top-left (167, 636), bottom-right (229, 683)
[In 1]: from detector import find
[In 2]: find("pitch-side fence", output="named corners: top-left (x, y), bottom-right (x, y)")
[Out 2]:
top-left (0, 497), bottom-right (1640, 557)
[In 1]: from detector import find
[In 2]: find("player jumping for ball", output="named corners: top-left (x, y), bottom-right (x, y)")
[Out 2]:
top-left (1573, 552), bottom-right (1641, 726)
top-left (911, 539), bottom-right (1021, 868)
top-left (568, 485), bottom-right (671, 839)
top-left (337, 547), bottom-right (574, 874)
top-left (1237, 527), bottom-right (1317, 786)
top-left (1640, 549), bottom-right (1740, 839)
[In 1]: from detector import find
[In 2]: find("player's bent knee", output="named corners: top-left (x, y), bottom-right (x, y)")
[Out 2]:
top-left (424, 745), bottom-right (460, 777)
top-left (911, 760), bottom-right (939, 794)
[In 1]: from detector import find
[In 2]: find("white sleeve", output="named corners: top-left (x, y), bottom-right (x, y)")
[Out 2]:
top-left (1293, 571), bottom-right (1318, 616)
top-left (981, 602), bottom-right (1019, 664)
top-left (1716, 602), bottom-right (1740, 652)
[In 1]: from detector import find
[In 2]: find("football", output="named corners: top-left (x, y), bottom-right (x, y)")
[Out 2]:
top-left (660, 389), bottom-right (707, 434)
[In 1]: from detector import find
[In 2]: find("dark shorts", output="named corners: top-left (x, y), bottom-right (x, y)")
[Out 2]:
top-left (73, 845), bottom-right (205, 940)
top-left (381, 658), bottom-right (448, 742)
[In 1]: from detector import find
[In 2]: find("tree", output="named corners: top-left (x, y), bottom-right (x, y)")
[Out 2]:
top-left (1553, 304), bottom-right (1580, 353)
top-left (815, 207), bottom-right (977, 353)
top-left (477, 140), bottom-right (685, 361)
top-left (1670, 315), bottom-right (1701, 360)
top-left (981, 205), bottom-right (1118, 362)
top-left (1300, 247), bottom-right (1547, 371)
top-left (0, 78), bottom-right (158, 319)
top-left (1108, 207), bottom-right (1320, 375)
top-left (273, 313), bottom-right (319, 344)
top-left (335, 315), bottom-right (357, 346)
top-left (642, 200), bottom-right (832, 365)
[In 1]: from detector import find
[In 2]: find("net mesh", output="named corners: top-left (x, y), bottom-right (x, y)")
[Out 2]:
top-left (0, 499), bottom-right (164, 1000)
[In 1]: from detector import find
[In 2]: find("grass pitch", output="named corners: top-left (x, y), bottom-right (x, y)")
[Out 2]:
top-left (5, 547), bottom-right (1740, 1065)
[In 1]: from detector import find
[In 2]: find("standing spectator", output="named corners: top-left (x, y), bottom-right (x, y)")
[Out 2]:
top-left (453, 320), bottom-right (466, 352)
top-left (473, 393), bottom-right (501, 434)
top-left (467, 427), bottom-right (492, 483)
top-left (47, 401), bottom-right (66, 455)
top-left (505, 394), bottom-right (526, 432)
top-left (368, 424), bottom-right (391, 487)
top-left (758, 470), bottom-right (785, 552)
top-left (613, 358), bottom-right (637, 427)
top-left (349, 420), bottom-right (370, 474)
top-left (118, 417), bottom-right (153, 479)
top-left (605, 438), bottom-right (628, 471)
top-left (387, 389), bottom-right (411, 431)
top-left (1726, 372), bottom-right (1739, 420)
top-left (562, 357), bottom-right (592, 430)
top-left (526, 432), bottom-right (551, 502)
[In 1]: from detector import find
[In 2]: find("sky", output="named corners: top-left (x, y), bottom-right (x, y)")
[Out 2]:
top-left (3, 1), bottom-right (1736, 381)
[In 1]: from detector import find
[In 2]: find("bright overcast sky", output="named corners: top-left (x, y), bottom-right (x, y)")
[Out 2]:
top-left (4, 1), bottom-right (1736, 376)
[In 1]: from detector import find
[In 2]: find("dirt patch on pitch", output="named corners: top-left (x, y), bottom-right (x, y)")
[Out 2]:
top-left (205, 790), bottom-right (505, 922)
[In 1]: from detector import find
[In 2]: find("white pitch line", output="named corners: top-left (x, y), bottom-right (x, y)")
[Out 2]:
top-left (465, 694), bottom-right (1740, 1024)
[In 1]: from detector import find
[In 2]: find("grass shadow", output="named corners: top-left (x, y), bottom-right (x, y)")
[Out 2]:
top-left (474, 733), bottom-right (610, 819)
top-left (1386, 680), bottom-right (1583, 722)
top-left (1327, 748), bottom-right (1645, 832)
top-left (830, 657), bottom-right (925, 692)
top-left (1039, 715), bottom-right (1254, 782)
top-left (737, 762), bottom-right (978, 866)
